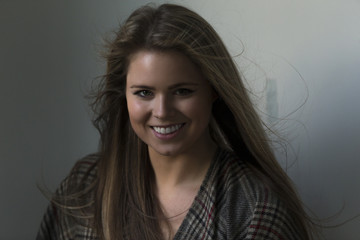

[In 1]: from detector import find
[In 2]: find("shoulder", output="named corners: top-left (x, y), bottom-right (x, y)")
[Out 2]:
top-left (56, 154), bottom-right (99, 213)
top-left (37, 155), bottom-right (99, 240)
top-left (212, 149), bottom-right (302, 240)
top-left (68, 154), bottom-right (98, 184)
top-left (54, 154), bottom-right (98, 196)
top-left (214, 150), bottom-right (273, 205)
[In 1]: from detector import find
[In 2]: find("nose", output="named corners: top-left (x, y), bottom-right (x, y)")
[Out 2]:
top-left (152, 95), bottom-right (175, 119)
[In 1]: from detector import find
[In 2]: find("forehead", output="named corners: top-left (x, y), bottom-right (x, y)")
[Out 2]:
top-left (126, 50), bottom-right (205, 86)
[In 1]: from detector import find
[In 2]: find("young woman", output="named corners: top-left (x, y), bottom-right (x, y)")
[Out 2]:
top-left (37, 3), bottom-right (314, 240)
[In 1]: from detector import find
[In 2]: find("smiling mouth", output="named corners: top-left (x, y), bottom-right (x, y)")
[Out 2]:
top-left (151, 123), bottom-right (185, 135)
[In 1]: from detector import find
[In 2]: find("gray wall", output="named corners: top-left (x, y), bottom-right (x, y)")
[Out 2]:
top-left (1, 0), bottom-right (359, 239)
top-left (0, 1), bottom-right (147, 239)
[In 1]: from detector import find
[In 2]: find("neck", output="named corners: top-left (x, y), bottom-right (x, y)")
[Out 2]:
top-left (149, 138), bottom-right (217, 239)
top-left (149, 141), bottom-right (217, 191)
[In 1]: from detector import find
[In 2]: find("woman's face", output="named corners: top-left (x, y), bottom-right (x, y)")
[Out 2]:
top-left (126, 50), bottom-right (214, 157)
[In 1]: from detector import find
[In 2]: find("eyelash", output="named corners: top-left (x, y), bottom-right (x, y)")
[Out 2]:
top-left (134, 90), bottom-right (153, 98)
top-left (174, 88), bottom-right (194, 96)
top-left (133, 88), bottom-right (194, 98)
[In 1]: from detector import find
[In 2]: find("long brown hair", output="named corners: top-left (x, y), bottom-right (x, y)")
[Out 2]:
top-left (64, 3), bottom-right (315, 239)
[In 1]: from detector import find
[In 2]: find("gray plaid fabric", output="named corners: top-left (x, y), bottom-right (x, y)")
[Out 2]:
top-left (37, 149), bottom-right (301, 239)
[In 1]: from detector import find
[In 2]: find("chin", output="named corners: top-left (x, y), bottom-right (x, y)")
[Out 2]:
top-left (149, 145), bottom-right (184, 157)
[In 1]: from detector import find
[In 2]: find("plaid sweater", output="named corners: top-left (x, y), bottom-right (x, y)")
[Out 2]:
top-left (37, 149), bottom-right (302, 239)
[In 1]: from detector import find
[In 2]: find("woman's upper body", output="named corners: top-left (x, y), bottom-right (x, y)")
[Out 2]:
top-left (37, 149), bottom-right (301, 240)
top-left (37, 3), bottom-right (314, 240)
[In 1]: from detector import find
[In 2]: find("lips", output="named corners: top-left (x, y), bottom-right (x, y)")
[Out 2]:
top-left (152, 123), bottom-right (185, 135)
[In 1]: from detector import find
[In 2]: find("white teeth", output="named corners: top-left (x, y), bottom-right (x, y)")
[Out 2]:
top-left (153, 124), bottom-right (182, 134)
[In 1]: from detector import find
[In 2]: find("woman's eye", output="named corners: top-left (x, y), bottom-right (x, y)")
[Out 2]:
top-left (134, 90), bottom-right (153, 98)
top-left (175, 88), bottom-right (194, 96)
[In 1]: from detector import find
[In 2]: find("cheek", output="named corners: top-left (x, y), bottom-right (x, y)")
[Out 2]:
top-left (183, 97), bottom-right (213, 122)
top-left (127, 99), bottom-right (148, 126)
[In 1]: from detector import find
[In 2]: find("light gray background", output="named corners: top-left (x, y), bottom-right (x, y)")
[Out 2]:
top-left (1, 0), bottom-right (359, 239)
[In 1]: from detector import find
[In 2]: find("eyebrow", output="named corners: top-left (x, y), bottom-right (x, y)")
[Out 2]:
top-left (129, 82), bottom-right (199, 89)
